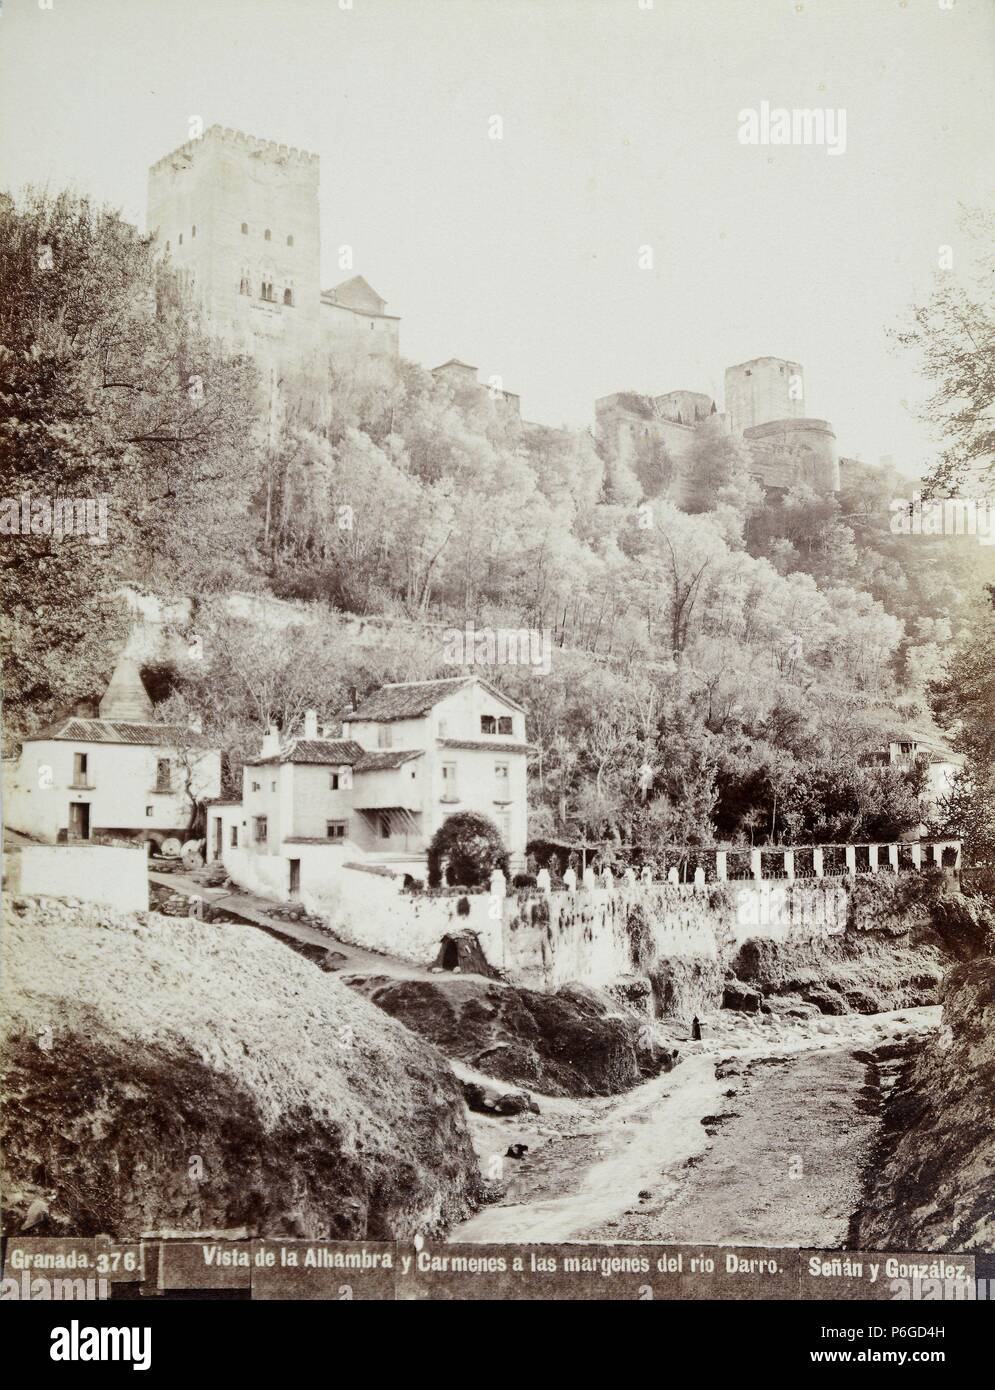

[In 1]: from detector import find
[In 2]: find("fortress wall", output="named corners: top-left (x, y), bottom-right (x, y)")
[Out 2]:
top-left (653, 390), bottom-right (715, 425)
top-left (596, 378), bottom-right (840, 497)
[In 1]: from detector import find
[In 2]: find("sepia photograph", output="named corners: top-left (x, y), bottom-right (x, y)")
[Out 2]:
top-left (0, 0), bottom-right (993, 1351)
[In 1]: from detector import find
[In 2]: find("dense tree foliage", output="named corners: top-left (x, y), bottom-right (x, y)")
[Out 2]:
top-left (2, 187), bottom-right (985, 858)
top-left (0, 191), bottom-right (259, 731)
top-left (929, 594), bottom-right (995, 881)
top-left (427, 811), bottom-right (508, 888)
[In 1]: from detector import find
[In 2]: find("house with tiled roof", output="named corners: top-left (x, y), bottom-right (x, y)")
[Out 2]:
top-left (857, 730), bottom-right (965, 819)
top-left (6, 654), bottom-right (221, 845)
top-left (209, 676), bottom-right (530, 894)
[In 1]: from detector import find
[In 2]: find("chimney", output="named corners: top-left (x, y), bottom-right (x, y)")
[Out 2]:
top-left (349, 685), bottom-right (359, 711)
top-left (261, 724), bottom-right (280, 758)
top-left (303, 708), bottom-right (318, 739)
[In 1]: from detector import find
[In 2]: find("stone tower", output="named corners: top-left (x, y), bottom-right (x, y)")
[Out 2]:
top-left (146, 126), bottom-right (322, 372)
top-left (724, 357), bottom-right (805, 434)
top-left (724, 358), bottom-right (839, 493)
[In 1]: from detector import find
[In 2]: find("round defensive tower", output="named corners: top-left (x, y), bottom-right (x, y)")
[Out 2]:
top-left (743, 417), bottom-right (841, 494)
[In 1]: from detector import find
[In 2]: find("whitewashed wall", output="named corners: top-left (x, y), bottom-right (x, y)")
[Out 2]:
top-left (218, 838), bottom-right (856, 987)
top-left (11, 844), bottom-right (149, 912)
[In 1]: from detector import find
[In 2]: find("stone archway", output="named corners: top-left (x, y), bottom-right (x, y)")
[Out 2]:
top-left (433, 931), bottom-right (498, 978)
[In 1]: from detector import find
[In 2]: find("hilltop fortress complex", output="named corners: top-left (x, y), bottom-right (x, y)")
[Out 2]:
top-left (148, 126), bottom-right (855, 498)
top-left (596, 357), bottom-right (842, 501)
top-left (147, 126), bottom-right (399, 380)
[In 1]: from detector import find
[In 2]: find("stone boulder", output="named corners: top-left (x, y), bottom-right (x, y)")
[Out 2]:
top-left (345, 974), bottom-right (677, 1098)
top-left (461, 1081), bottom-right (540, 1116)
top-left (730, 879), bottom-right (990, 1016)
top-left (722, 981), bottom-right (763, 1013)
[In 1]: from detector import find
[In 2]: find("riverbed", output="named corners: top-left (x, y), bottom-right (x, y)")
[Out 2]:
top-left (452, 1005), bottom-right (939, 1246)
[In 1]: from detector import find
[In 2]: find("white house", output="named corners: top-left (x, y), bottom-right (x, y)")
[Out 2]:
top-left (5, 654), bottom-right (221, 846)
top-left (858, 733), bottom-right (965, 820)
top-left (209, 675), bottom-right (530, 898)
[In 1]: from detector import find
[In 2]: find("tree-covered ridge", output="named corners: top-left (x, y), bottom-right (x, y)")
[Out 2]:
top-left (2, 191), bottom-right (990, 859)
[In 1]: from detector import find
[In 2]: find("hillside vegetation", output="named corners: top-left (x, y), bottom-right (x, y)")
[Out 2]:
top-left (2, 189), bottom-right (991, 866)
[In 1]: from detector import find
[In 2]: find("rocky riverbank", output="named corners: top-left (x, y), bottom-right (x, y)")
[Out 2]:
top-left (343, 973), bottom-right (678, 1097)
top-left (723, 875), bottom-right (992, 1016)
top-left (1, 895), bottom-right (482, 1240)
top-left (854, 955), bottom-right (995, 1252)
top-left (452, 1006), bottom-right (942, 1244)
top-left (6, 881), bottom-right (990, 1252)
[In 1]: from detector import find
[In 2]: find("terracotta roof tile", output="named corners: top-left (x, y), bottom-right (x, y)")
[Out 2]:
top-left (353, 749), bottom-right (423, 772)
top-left (346, 676), bottom-right (524, 722)
top-left (438, 738), bottom-right (533, 754)
top-left (245, 739), bottom-right (364, 767)
top-left (346, 678), bottom-right (472, 721)
top-left (24, 718), bottom-right (196, 747)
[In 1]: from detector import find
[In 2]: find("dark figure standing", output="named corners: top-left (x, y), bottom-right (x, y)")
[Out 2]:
top-left (691, 1016), bottom-right (702, 1041)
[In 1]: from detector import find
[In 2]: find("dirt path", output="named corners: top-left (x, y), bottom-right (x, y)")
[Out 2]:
top-left (453, 1006), bottom-right (939, 1246)
top-left (148, 869), bottom-right (452, 981)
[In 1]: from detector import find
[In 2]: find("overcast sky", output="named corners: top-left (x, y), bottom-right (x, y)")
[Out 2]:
top-left (1, 0), bottom-right (991, 468)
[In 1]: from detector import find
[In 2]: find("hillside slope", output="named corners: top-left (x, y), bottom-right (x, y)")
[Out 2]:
top-left (855, 956), bottom-right (995, 1252)
top-left (1, 895), bottom-right (481, 1240)
top-left (727, 876), bottom-right (992, 1016)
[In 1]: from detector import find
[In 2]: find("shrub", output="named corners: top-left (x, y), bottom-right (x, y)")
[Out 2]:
top-left (526, 838), bottom-right (574, 870)
top-left (512, 872), bottom-right (537, 889)
top-left (531, 897), bottom-right (550, 925)
top-left (626, 902), bottom-right (654, 970)
top-left (427, 811), bottom-right (508, 888)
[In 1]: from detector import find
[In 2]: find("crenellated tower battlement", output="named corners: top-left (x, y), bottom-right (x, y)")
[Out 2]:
top-left (149, 124), bottom-right (319, 176)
